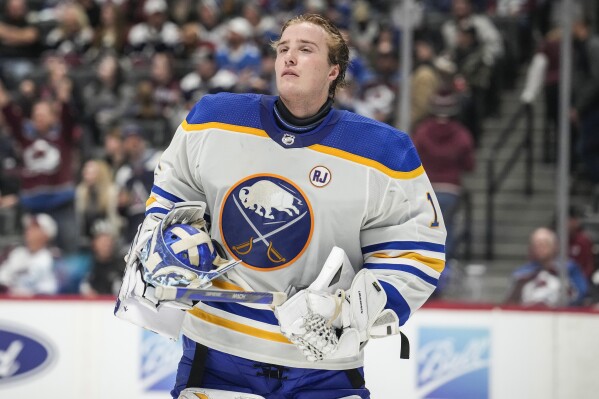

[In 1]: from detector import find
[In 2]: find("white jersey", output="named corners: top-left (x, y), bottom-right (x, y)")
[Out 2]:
top-left (0, 246), bottom-right (57, 295)
top-left (146, 93), bottom-right (446, 369)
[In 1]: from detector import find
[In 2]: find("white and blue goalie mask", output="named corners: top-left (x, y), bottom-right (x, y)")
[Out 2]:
top-left (141, 222), bottom-right (217, 288)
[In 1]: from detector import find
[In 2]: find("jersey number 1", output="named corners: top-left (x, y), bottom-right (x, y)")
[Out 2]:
top-left (427, 192), bottom-right (440, 228)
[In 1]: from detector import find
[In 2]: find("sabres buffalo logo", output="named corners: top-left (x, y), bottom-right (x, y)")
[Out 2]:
top-left (220, 174), bottom-right (313, 271)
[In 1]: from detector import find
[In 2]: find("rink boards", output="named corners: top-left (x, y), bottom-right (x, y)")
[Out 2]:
top-left (0, 297), bottom-right (598, 399)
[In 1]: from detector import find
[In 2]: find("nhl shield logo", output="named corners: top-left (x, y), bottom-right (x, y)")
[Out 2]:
top-left (281, 133), bottom-right (295, 145)
top-left (220, 174), bottom-right (313, 270)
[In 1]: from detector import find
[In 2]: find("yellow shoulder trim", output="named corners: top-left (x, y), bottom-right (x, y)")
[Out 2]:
top-left (181, 120), bottom-right (269, 138)
top-left (180, 120), bottom-right (423, 179)
top-left (188, 307), bottom-right (292, 344)
top-left (309, 144), bottom-right (424, 179)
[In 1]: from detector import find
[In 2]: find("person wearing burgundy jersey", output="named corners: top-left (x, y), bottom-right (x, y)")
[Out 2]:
top-left (0, 78), bottom-right (81, 253)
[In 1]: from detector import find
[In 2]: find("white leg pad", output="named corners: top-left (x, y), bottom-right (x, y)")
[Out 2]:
top-left (178, 387), bottom-right (265, 399)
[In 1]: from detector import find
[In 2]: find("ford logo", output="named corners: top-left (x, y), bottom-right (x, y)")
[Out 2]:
top-left (0, 324), bottom-right (55, 384)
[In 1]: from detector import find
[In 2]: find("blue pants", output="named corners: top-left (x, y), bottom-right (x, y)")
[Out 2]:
top-left (171, 336), bottom-right (370, 399)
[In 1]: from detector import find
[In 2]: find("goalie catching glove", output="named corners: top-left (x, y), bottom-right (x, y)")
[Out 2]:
top-left (115, 201), bottom-right (234, 339)
top-left (274, 248), bottom-right (400, 362)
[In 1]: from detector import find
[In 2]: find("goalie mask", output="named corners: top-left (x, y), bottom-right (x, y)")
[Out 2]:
top-left (140, 221), bottom-right (217, 288)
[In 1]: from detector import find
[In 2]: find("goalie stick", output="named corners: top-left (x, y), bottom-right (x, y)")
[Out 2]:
top-left (155, 285), bottom-right (288, 306)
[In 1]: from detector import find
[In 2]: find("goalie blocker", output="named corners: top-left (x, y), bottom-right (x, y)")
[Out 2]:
top-left (275, 247), bottom-right (410, 362)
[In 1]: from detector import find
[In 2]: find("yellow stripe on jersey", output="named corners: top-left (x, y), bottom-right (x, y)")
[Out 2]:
top-left (181, 120), bottom-right (269, 138)
top-left (188, 307), bottom-right (292, 344)
top-left (309, 144), bottom-right (424, 179)
top-left (181, 120), bottom-right (423, 179)
top-left (372, 252), bottom-right (445, 272)
top-left (145, 196), bottom-right (157, 207)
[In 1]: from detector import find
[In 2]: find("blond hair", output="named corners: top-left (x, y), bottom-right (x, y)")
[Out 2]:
top-left (77, 159), bottom-right (114, 213)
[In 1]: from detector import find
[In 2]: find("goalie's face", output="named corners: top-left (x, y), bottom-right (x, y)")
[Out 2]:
top-left (275, 22), bottom-right (339, 114)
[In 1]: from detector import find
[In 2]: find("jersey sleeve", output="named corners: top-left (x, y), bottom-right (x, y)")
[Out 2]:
top-left (360, 145), bottom-right (446, 326)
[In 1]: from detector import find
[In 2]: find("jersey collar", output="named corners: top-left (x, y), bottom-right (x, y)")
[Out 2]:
top-left (259, 95), bottom-right (341, 149)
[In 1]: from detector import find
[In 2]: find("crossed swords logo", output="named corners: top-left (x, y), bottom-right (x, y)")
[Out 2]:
top-left (231, 194), bottom-right (307, 264)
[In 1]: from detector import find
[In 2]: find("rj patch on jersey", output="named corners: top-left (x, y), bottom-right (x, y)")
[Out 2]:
top-left (220, 174), bottom-right (313, 271)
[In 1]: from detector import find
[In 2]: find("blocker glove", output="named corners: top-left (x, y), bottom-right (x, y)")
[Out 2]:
top-left (275, 250), bottom-right (400, 362)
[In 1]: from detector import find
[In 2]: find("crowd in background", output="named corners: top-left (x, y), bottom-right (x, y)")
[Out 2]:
top-left (0, 0), bottom-right (597, 305)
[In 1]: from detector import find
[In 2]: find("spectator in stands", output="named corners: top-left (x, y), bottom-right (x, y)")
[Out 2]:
top-left (180, 48), bottom-right (238, 104)
top-left (170, 0), bottom-right (196, 27)
top-left (413, 90), bottom-right (475, 260)
top-left (176, 22), bottom-right (215, 61)
top-left (441, 0), bottom-right (503, 72)
top-left (505, 227), bottom-right (588, 307)
top-left (127, 78), bottom-right (162, 120)
top-left (521, 28), bottom-right (561, 163)
top-left (0, 113), bottom-right (20, 237)
top-left (571, 18), bottom-right (599, 184)
top-left (334, 74), bottom-right (359, 113)
top-left (448, 23), bottom-right (492, 145)
top-left (241, 1), bottom-right (279, 47)
top-left (79, 220), bottom-right (123, 296)
top-left (250, 45), bottom-right (278, 95)
top-left (568, 206), bottom-right (596, 281)
top-left (75, 159), bottom-right (121, 250)
top-left (90, 1), bottom-right (128, 57)
top-left (0, 112), bottom-right (19, 214)
top-left (0, 177), bottom-right (19, 235)
top-left (11, 77), bottom-right (39, 119)
top-left (115, 123), bottom-right (162, 242)
top-left (148, 51), bottom-right (183, 127)
top-left (193, 0), bottom-right (225, 48)
top-left (411, 39), bottom-right (441, 129)
top-left (522, 19), bottom-right (598, 173)
top-left (535, 0), bottom-right (585, 37)
top-left (81, 52), bottom-right (134, 145)
top-left (0, 213), bottom-right (58, 296)
top-left (356, 43), bottom-right (399, 125)
top-left (339, 27), bottom-right (374, 91)
top-left (0, 78), bottom-right (81, 254)
top-left (349, 1), bottom-right (380, 56)
top-left (215, 17), bottom-right (262, 76)
top-left (441, 0), bottom-right (504, 117)
top-left (37, 53), bottom-right (84, 116)
top-left (45, 2), bottom-right (94, 66)
top-left (102, 126), bottom-right (126, 174)
top-left (77, 0), bottom-right (101, 29)
top-left (126, 0), bottom-right (182, 59)
top-left (0, 0), bottom-right (41, 89)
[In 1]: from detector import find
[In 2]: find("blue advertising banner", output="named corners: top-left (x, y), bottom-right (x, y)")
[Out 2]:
top-left (417, 327), bottom-right (491, 399)
top-left (0, 323), bottom-right (55, 385)
top-left (140, 330), bottom-right (182, 392)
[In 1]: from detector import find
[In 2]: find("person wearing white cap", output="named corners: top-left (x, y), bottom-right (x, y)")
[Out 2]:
top-left (0, 213), bottom-right (59, 295)
top-left (127, 0), bottom-right (181, 56)
top-left (215, 17), bottom-right (261, 75)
